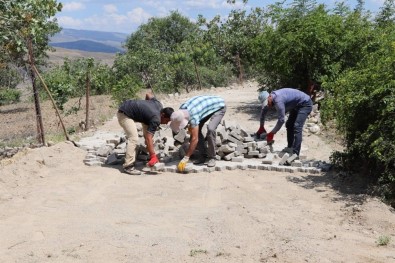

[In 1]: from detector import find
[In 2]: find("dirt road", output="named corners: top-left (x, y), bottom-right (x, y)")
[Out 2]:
top-left (1, 82), bottom-right (394, 262)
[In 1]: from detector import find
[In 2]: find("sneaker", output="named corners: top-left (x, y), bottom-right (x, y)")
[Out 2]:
top-left (193, 157), bottom-right (207, 165)
top-left (207, 158), bottom-right (216, 167)
top-left (123, 165), bottom-right (141, 175)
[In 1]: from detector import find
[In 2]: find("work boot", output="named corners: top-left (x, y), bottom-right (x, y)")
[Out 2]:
top-left (123, 165), bottom-right (141, 175)
top-left (207, 158), bottom-right (216, 167)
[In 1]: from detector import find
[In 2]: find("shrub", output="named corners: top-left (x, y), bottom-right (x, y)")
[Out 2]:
top-left (0, 88), bottom-right (21, 105)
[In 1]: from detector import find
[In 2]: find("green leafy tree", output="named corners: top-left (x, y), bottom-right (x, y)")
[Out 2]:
top-left (321, 1), bottom-right (395, 206)
top-left (114, 11), bottom-right (232, 95)
top-left (0, 0), bottom-right (62, 143)
top-left (199, 0), bottom-right (265, 83)
top-left (251, 0), bottom-right (375, 91)
top-left (40, 58), bottom-right (115, 110)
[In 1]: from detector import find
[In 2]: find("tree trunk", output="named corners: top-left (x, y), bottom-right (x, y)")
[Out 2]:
top-left (85, 72), bottom-right (90, 131)
top-left (236, 52), bottom-right (243, 84)
top-left (30, 67), bottom-right (45, 145)
top-left (193, 60), bottom-right (202, 90)
top-left (27, 37), bottom-right (45, 145)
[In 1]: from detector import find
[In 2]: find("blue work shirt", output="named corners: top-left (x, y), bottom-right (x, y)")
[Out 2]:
top-left (260, 88), bottom-right (312, 133)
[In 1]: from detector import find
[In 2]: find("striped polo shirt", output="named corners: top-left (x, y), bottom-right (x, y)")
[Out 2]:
top-left (180, 95), bottom-right (225, 127)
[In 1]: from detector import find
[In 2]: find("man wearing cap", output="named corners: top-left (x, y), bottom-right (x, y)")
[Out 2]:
top-left (257, 88), bottom-right (313, 159)
top-left (170, 95), bottom-right (226, 172)
top-left (117, 93), bottom-right (174, 175)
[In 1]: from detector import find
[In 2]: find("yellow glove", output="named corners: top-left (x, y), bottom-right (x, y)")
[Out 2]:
top-left (177, 156), bottom-right (189, 172)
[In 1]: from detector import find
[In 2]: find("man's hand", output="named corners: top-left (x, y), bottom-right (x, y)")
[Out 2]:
top-left (177, 156), bottom-right (189, 172)
top-left (266, 132), bottom-right (274, 144)
top-left (256, 125), bottom-right (266, 136)
top-left (147, 153), bottom-right (159, 167)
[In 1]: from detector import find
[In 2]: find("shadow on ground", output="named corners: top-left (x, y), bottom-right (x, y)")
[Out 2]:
top-left (232, 101), bottom-right (278, 122)
top-left (286, 170), bottom-right (374, 206)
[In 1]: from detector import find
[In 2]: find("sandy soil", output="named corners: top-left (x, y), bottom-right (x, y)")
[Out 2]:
top-left (1, 82), bottom-right (395, 262)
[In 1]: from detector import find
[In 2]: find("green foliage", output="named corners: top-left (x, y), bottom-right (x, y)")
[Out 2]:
top-left (111, 74), bottom-right (143, 105)
top-left (376, 235), bottom-right (391, 246)
top-left (0, 65), bottom-right (21, 89)
top-left (39, 58), bottom-right (116, 110)
top-left (322, 14), bottom-right (395, 205)
top-left (251, 1), bottom-right (376, 90)
top-left (200, 3), bottom-right (265, 80)
top-left (114, 11), bottom-right (233, 95)
top-left (0, 88), bottom-right (21, 105)
top-left (0, 0), bottom-right (62, 66)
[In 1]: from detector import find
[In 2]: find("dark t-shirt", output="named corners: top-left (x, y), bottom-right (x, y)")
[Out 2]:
top-left (118, 98), bottom-right (162, 134)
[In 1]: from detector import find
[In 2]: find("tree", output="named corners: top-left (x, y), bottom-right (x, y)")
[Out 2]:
top-left (320, 0), bottom-right (395, 206)
top-left (0, 0), bottom-right (62, 144)
top-left (114, 11), bottom-right (232, 95)
top-left (199, 1), bottom-right (265, 83)
top-left (251, 0), bottom-right (375, 91)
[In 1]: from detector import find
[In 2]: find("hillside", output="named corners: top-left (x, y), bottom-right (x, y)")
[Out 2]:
top-left (47, 47), bottom-right (116, 66)
top-left (50, 28), bottom-right (128, 53)
top-left (50, 40), bottom-right (123, 54)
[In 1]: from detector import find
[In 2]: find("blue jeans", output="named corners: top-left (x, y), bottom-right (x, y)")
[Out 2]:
top-left (285, 102), bottom-right (312, 156)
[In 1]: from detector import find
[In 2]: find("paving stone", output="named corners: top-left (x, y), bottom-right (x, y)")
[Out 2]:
top-left (247, 164), bottom-right (257, 169)
top-left (84, 160), bottom-right (102, 166)
top-left (226, 164), bottom-right (237, 170)
top-left (237, 164), bottom-right (247, 170)
top-left (231, 156), bottom-right (244, 162)
top-left (279, 153), bottom-right (290, 165)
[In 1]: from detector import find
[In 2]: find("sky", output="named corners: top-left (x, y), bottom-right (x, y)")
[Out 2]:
top-left (56, 0), bottom-right (386, 34)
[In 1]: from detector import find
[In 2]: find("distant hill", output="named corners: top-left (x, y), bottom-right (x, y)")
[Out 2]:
top-left (47, 47), bottom-right (116, 67)
top-left (50, 28), bottom-right (128, 53)
top-left (50, 40), bottom-right (123, 53)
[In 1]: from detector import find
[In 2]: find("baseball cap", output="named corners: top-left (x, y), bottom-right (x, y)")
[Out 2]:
top-left (258, 91), bottom-right (269, 107)
top-left (170, 110), bottom-right (189, 133)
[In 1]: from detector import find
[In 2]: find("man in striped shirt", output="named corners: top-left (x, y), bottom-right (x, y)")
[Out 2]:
top-left (170, 95), bottom-right (226, 172)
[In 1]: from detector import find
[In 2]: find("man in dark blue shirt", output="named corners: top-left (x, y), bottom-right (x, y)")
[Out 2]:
top-left (258, 88), bottom-right (313, 158)
top-left (118, 93), bottom-right (174, 175)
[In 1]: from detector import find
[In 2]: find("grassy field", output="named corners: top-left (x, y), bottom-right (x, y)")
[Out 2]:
top-left (47, 47), bottom-right (116, 66)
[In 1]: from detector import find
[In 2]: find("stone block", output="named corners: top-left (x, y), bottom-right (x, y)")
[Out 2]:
top-left (223, 152), bottom-right (236, 161)
top-left (237, 164), bottom-right (247, 170)
top-left (247, 164), bottom-right (257, 169)
top-left (279, 153), bottom-right (290, 165)
top-left (231, 156), bottom-right (244, 162)
top-left (84, 160), bottom-right (102, 167)
top-left (291, 160), bottom-right (303, 167)
top-left (226, 164), bottom-right (237, 170)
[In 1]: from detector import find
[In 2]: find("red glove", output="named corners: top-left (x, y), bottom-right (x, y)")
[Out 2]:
top-left (266, 132), bottom-right (274, 143)
top-left (256, 125), bottom-right (266, 136)
top-left (147, 153), bottom-right (159, 167)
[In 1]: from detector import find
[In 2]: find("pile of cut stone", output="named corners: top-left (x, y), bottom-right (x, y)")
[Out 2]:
top-left (78, 120), bottom-right (331, 174)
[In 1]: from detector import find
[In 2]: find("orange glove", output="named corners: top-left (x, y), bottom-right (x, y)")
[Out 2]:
top-left (256, 125), bottom-right (266, 136)
top-left (147, 153), bottom-right (159, 167)
top-left (266, 132), bottom-right (274, 143)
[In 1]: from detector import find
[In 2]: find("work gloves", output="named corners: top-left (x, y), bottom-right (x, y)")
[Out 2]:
top-left (256, 125), bottom-right (266, 137)
top-left (177, 156), bottom-right (189, 172)
top-left (147, 153), bottom-right (159, 167)
top-left (266, 132), bottom-right (274, 144)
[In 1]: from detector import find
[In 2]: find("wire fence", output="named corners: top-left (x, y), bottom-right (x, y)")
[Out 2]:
top-left (0, 94), bottom-right (116, 147)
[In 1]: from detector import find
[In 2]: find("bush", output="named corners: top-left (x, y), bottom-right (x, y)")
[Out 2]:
top-left (0, 88), bottom-right (21, 105)
top-left (322, 25), bottom-right (395, 206)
